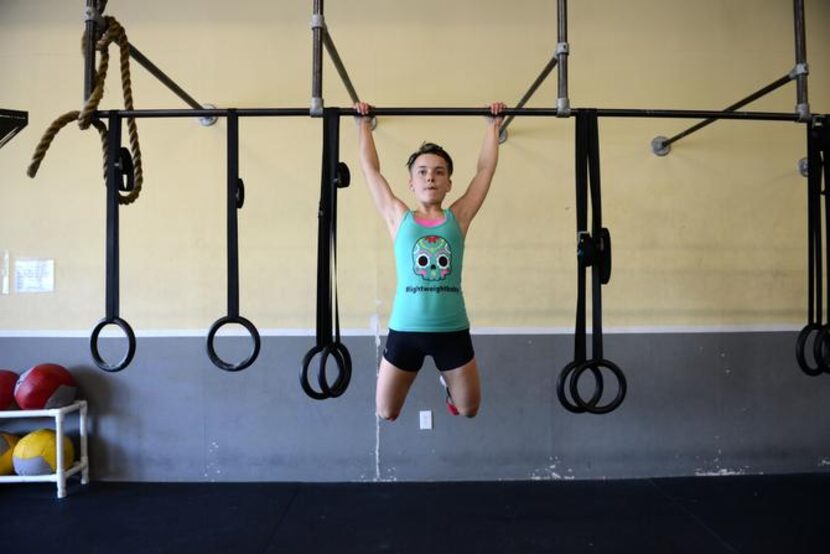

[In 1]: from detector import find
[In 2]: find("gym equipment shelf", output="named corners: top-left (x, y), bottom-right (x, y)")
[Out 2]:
top-left (0, 400), bottom-right (90, 499)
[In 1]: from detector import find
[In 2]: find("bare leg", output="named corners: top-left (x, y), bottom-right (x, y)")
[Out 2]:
top-left (440, 358), bottom-right (481, 417)
top-left (376, 358), bottom-right (418, 421)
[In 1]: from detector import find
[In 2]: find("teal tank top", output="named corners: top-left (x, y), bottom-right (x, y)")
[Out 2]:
top-left (388, 209), bottom-right (469, 332)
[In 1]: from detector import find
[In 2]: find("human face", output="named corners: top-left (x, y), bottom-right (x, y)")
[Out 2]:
top-left (409, 153), bottom-right (452, 205)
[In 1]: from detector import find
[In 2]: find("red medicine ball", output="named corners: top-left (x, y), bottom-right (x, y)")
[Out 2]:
top-left (0, 370), bottom-right (18, 410)
top-left (14, 364), bottom-right (77, 410)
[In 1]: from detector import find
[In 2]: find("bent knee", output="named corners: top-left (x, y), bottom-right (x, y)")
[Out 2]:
top-left (457, 404), bottom-right (479, 418)
top-left (377, 407), bottom-right (400, 421)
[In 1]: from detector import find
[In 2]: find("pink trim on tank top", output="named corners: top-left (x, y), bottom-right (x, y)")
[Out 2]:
top-left (413, 214), bottom-right (446, 227)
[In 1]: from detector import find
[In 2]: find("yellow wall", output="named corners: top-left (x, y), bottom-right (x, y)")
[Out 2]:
top-left (1, 0), bottom-right (828, 332)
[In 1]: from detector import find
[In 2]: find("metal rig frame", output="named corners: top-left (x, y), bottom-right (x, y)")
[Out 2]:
top-left (78, 0), bottom-right (822, 143)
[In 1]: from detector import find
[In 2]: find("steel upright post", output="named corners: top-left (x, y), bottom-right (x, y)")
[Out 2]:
top-left (311, 0), bottom-right (325, 115)
top-left (793, 0), bottom-right (810, 120)
top-left (556, 0), bottom-right (570, 116)
top-left (83, 0), bottom-right (99, 102)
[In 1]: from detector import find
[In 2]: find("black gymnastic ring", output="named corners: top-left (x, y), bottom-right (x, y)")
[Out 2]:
top-left (301, 344), bottom-right (329, 400)
top-left (812, 324), bottom-right (830, 375)
top-left (90, 316), bottom-right (136, 372)
top-left (570, 359), bottom-right (627, 415)
top-left (557, 360), bottom-right (604, 414)
top-left (796, 323), bottom-right (823, 376)
top-left (317, 342), bottom-right (352, 398)
top-left (206, 315), bottom-right (261, 372)
top-left (301, 342), bottom-right (352, 400)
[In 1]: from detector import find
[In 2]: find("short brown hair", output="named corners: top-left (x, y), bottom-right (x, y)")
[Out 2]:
top-left (406, 142), bottom-right (453, 176)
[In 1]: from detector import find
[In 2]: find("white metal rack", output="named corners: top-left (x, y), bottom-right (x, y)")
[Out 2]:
top-left (0, 400), bottom-right (90, 498)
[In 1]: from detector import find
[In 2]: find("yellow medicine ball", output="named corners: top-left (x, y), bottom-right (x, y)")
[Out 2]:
top-left (0, 432), bottom-right (19, 475)
top-left (12, 429), bottom-right (74, 476)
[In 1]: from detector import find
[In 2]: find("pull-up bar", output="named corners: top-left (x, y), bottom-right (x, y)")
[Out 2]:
top-left (77, 0), bottom-right (822, 152)
top-left (100, 107), bottom-right (806, 122)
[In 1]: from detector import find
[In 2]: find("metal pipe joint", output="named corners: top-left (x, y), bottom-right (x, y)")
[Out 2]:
top-left (790, 63), bottom-right (810, 79)
top-left (310, 14), bottom-right (326, 30)
top-left (83, 6), bottom-right (105, 26)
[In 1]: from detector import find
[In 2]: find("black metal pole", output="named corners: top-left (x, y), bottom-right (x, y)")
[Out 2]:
top-left (556, 0), bottom-right (570, 116)
top-left (499, 54), bottom-right (558, 141)
top-left (103, 107), bottom-right (812, 121)
top-left (129, 45), bottom-right (204, 111)
top-left (652, 73), bottom-right (795, 154)
top-left (323, 32), bottom-right (359, 104)
top-left (793, 0), bottom-right (810, 120)
top-left (83, 0), bottom-right (98, 101)
top-left (311, 0), bottom-right (324, 115)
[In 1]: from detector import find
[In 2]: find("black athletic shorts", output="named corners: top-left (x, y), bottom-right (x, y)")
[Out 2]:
top-left (383, 329), bottom-right (475, 372)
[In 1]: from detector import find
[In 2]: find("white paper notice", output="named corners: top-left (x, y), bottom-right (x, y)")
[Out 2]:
top-left (15, 258), bottom-right (55, 293)
top-left (1, 251), bottom-right (8, 295)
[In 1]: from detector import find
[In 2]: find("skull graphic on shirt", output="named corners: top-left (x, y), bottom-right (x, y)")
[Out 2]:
top-left (412, 235), bottom-right (452, 281)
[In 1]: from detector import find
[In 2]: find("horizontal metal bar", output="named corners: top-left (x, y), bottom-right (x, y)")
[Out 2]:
top-left (129, 44), bottom-right (204, 111)
top-left (99, 107), bottom-right (813, 122)
top-left (98, 108), bottom-right (310, 118)
top-left (352, 108), bottom-right (806, 121)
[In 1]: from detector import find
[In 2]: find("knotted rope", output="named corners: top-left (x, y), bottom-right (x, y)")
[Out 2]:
top-left (27, 10), bottom-right (143, 205)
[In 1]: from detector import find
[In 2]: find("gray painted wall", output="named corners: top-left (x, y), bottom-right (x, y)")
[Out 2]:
top-left (1, 331), bottom-right (829, 482)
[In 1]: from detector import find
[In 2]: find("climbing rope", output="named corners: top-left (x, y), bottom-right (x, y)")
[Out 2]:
top-left (27, 8), bottom-right (143, 205)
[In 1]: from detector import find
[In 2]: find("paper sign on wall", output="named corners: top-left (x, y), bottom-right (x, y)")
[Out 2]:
top-left (15, 258), bottom-right (55, 293)
top-left (1, 251), bottom-right (8, 295)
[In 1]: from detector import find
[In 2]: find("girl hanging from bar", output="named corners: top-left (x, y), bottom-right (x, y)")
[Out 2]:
top-left (353, 101), bottom-right (505, 420)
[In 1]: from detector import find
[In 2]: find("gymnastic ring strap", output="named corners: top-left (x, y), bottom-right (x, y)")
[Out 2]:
top-left (90, 316), bottom-right (136, 372)
top-left (563, 111), bottom-right (626, 414)
top-left (571, 111), bottom-right (590, 364)
top-left (570, 358), bottom-right (627, 415)
top-left (799, 121), bottom-right (827, 374)
top-left (557, 360), bottom-right (604, 414)
top-left (92, 112), bottom-right (137, 372)
top-left (206, 111), bottom-right (260, 372)
top-left (301, 109), bottom-right (353, 400)
top-left (815, 122), bottom-right (830, 373)
top-left (206, 315), bottom-right (261, 372)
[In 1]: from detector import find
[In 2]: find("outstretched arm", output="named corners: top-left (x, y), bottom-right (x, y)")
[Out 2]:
top-left (450, 102), bottom-right (506, 236)
top-left (354, 102), bottom-right (408, 239)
